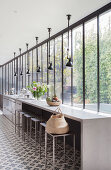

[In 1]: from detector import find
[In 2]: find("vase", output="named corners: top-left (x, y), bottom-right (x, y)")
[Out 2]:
top-left (37, 96), bottom-right (41, 101)
top-left (34, 96), bottom-right (41, 101)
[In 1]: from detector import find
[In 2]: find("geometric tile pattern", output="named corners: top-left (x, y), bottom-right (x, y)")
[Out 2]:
top-left (0, 113), bottom-right (81, 170)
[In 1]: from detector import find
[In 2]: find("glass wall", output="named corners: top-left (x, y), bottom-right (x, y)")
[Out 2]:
top-left (33, 49), bottom-right (37, 82)
top-left (73, 26), bottom-right (83, 108)
top-left (63, 33), bottom-right (71, 105)
top-left (6, 64), bottom-right (8, 93)
top-left (42, 44), bottom-right (47, 84)
top-left (85, 18), bottom-right (97, 111)
top-left (0, 68), bottom-right (1, 93)
top-left (18, 57), bottom-right (20, 93)
top-left (23, 54), bottom-right (26, 88)
top-left (3, 66), bottom-right (5, 94)
top-left (0, 6), bottom-right (110, 114)
top-left (100, 10), bottom-right (111, 113)
top-left (55, 36), bottom-right (62, 99)
top-left (48, 40), bottom-right (54, 97)
top-left (19, 56), bottom-right (23, 91)
top-left (38, 47), bottom-right (42, 83)
top-left (42, 43), bottom-right (47, 99)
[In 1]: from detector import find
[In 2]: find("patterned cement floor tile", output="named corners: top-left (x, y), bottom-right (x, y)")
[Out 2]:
top-left (0, 113), bottom-right (81, 170)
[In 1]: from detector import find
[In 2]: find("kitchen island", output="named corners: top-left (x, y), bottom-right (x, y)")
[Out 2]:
top-left (3, 95), bottom-right (111, 170)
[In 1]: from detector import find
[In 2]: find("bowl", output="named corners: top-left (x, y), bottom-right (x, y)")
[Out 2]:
top-left (46, 100), bottom-right (61, 106)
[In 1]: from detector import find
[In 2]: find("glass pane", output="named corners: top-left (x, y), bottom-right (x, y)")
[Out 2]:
top-left (6, 64), bottom-right (8, 93)
top-left (55, 36), bottom-right (62, 100)
top-left (23, 55), bottom-right (26, 88)
top-left (18, 57), bottom-right (20, 93)
top-left (14, 59), bottom-right (17, 94)
top-left (19, 56), bottom-right (23, 91)
top-left (9, 63), bottom-right (11, 91)
top-left (48, 40), bottom-right (54, 97)
top-left (73, 26), bottom-right (83, 108)
top-left (29, 51), bottom-right (33, 84)
top-left (63, 33), bottom-right (71, 105)
top-left (3, 66), bottom-right (5, 94)
top-left (10, 62), bottom-right (12, 90)
top-left (0, 67), bottom-right (2, 94)
top-left (42, 44), bottom-right (47, 99)
top-left (12, 61), bottom-right (14, 87)
top-left (100, 10), bottom-right (111, 113)
top-left (26, 53), bottom-right (28, 87)
top-left (38, 47), bottom-right (42, 83)
top-left (33, 49), bottom-right (37, 82)
top-left (85, 18), bottom-right (97, 111)
top-left (42, 44), bottom-right (47, 84)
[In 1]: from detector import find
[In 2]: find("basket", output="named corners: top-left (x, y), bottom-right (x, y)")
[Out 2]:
top-left (46, 100), bottom-right (61, 106)
top-left (46, 108), bottom-right (69, 134)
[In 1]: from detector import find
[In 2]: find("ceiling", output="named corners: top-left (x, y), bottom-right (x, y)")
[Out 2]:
top-left (0, 0), bottom-right (110, 65)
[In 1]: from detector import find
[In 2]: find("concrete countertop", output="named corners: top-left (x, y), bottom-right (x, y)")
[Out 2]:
top-left (4, 95), bottom-right (111, 122)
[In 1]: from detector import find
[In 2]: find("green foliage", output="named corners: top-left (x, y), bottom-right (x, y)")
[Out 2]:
top-left (27, 81), bottom-right (47, 99)
top-left (74, 17), bottom-right (111, 104)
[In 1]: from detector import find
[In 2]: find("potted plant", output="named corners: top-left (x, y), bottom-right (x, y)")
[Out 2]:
top-left (27, 81), bottom-right (47, 100)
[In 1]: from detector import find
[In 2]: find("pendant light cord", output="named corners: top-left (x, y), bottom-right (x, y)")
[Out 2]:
top-left (67, 14), bottom-right (71, 59)
top-left (48, 28), bottom-right (51, 64)
top-left (36, 37), bottom-right (38, 68)
top-left (19, 48), bottom-right (21, 72)
top-left (26, 43), bottom-right (29, 69)
top-left (14, 52), bottom-right (15, 72)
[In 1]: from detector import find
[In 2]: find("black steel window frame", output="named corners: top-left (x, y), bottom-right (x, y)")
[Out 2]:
top-left (0, 3), bottom-right (110, 112)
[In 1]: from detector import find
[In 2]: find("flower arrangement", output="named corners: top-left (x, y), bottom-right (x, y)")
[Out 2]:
top-left (27, 81), bottom-right (47, 99)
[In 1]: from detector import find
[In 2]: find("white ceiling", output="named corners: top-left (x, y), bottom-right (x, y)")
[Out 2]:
top-left (0, 0), bottom-right (110, 65)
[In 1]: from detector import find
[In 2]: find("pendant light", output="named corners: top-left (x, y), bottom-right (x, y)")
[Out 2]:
top-left (66, 14), bottom-right (73, 67)
top-left (14, 52), bottom-right (17, 77)
top-left (36, 37), bottom-right (41, 73)
top-left (26, 43), bottom-right (30, 75)
top-left (48, 28), bottom-right (53, 70)
top-left (19, 48), bottom-right (23, 76)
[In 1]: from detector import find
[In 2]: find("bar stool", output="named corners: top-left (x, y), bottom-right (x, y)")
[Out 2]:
top-left (15, 110), bottom-right (26, 139)
top-left (18, 111), bottom-right (25, 140)
top-left (30, 117), bottom-right (41, 154)
top-left (24, 113), bottom-right (32, 142)
top-left (39, 122), bottom-right (46, 159)
top-left (45, 131), bottom-right (75, 170)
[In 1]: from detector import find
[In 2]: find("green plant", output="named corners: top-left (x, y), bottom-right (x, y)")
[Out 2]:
top-left (27, 81), bottom-right (47, 99)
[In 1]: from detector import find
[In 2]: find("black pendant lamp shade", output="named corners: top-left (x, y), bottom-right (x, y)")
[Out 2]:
top-left (66, 14), bottom-right (73, 67)
top-left (26, 43), bottom-right (30, 75)
top-left (19, 48), bottom-right (23, 76)
top-left (36, 37), bottom-right (41, 73)
top-left (26, 69), bottom-right (30, 75)
top-left (48, 28), bottom-right (53, 70)
top-left (48, 62), bottom-right (53, 70)
top-left (37, 66), bottom-right (41, 72)
top-left (14, 52), bottom-right (17, 77)
top-left (66, 58), bottom-right (73, 67)
top-left (14, 72), bottom-right (17, 77)
top-left (20, 70), bottom-right (23, 76)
